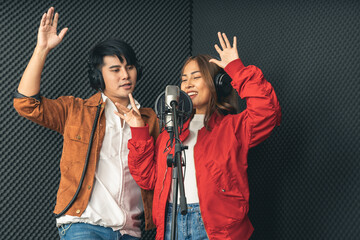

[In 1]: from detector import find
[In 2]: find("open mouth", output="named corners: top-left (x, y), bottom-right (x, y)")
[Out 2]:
top-left (187, 91), bottom-right (198, 98)
top-left (119, 83), bottom-right (132, 89)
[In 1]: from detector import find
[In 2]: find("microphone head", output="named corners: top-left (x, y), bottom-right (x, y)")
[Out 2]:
top-left (177, 90), bottom-right (193, 121)
top-left (155, 87), bottom-right (193, 131)
top-left (165, 85), bottom-right (180, 107)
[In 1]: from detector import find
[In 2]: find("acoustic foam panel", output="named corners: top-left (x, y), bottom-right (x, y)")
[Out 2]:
top-left (192, 0), bottom-right (360, 239)
top-left (0, 0), bottom-right (191, 239)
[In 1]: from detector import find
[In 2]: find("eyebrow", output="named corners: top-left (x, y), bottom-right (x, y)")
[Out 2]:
top-left (109, 65), bottom-right (121, 69)
top-left (182, 71), bottom-right (200, 76)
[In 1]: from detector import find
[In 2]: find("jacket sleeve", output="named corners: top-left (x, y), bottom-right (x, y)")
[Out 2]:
top-left (225, 59), bottom-right (281, 148)
top-left (128, 125), bottom-right (157, 190)
top-left (13, 95), bottom-right (70, 135)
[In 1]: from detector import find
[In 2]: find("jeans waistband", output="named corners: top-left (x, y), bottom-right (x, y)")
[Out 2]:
top-left (167, 203), bottom-right (200, 213)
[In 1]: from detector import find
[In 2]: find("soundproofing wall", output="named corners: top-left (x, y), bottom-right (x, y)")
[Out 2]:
top-left (0, 0), bottom-right (191, 239)
top-left (192, 0), bottom-right (360, 239)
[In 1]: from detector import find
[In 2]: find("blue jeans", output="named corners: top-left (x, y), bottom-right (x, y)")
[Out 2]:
top-left (58, 222), bottom-right (139, 240)
top-left (164, 203), bottom-right (209, 240)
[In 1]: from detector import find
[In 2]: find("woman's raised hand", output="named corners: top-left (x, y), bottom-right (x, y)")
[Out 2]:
top-left (209, 32), bottom-right (239, 68)
top-left (37, 7), bottom-right (68, 52)
top-left (114, 93), bottom-right (145, 127)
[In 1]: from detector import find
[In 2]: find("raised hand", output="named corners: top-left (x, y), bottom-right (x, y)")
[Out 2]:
top-left (114, 93), bottom-right (145, 127)
top-left (37, 7), bottom-right (68, 52)
top-left (209, 32), bottom-right (239, 68)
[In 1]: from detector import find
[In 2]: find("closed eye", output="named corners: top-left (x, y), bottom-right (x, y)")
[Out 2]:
top-left (126, 65), bottom-right (135, 70)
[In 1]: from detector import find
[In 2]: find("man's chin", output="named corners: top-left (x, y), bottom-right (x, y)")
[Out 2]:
top-left (118, 90), bottom-right (134, 98)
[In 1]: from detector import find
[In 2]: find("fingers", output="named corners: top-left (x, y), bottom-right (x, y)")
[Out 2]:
top-left (217, 32), bottom-right (227, 49)
top-left (44, 7), bottom-right (57, 27)
top-left (49, 8), bottom-right (54, 26)
top-left (58, 28), bottom-right (68, 40)
top-left (209, 58), bottom-right (219, 64)
top-left (45, 7), bottom-right (53, 26)
top-left (222, 33), bottom-right (231, 48)
top-left (115, 102), bottom-right (129, 113)
top-left (209, 58), bottom-right (223, 68)
top-left (214, 44), bottom-right (222, 54)
top-left (40, 13), bottom-right (46, 27)
top-left (53, 12), bottom-right (59, 28)
top-left (128, 93), bottom-right (141, 115)
top-left (217, 32), bottom-right (236, 50)
top-left (114, 111), bottom-right (125, 120)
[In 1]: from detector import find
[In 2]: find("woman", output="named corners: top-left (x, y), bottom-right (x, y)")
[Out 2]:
top-left (115, 32), bottom-right (281, 240)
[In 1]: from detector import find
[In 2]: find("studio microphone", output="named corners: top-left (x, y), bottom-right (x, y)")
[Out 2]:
top-left (164, 86), bottom-right (180, 133)
top-left (155, 85), bottom-right (193, 134)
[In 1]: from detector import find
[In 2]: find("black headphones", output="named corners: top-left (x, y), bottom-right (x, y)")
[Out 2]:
top-left (88, 61), bottom-right (143, 92)
top-left (214, 70), bottom-right (233, 98)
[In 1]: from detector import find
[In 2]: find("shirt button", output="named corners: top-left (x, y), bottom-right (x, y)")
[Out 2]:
top-left (76, 209), bottom-right (81, 214)
top-left (221, 189), bottom-right (226, 192)
top-left (76, 135), bottom-right (81, 140)
top-left (87, 185), bottom-right (91, 190)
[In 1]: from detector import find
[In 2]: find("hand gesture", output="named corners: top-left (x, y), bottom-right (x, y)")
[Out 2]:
top-left (209, 32), bottom-right (239, 68)
top-left (36, 7), bottom-right (68, 52)
top-left (114, 93), bottom-right (145, 127)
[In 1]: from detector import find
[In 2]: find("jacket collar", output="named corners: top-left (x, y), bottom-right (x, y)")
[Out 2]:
top-left (84, 92), bottom-right (103, 107)
top-left (207, 111), bottom-right (225, 129)
top-left (179, 111), bottom-right (224, 140)
top-left (184, 111), bottom-right (224, 131)
top-left (101, 92), bottom-right (141, 109)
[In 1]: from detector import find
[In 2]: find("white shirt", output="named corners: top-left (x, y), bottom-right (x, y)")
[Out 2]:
top-left (56, 93), bottom-right (143, 238)
top-left (169, 114), bottom-right (205, 204)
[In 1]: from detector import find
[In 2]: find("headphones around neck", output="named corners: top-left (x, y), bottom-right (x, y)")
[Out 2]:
top-left (214, 70), bottom-right (233, 98)
top-left (88, 61), bottom-right (143, 92)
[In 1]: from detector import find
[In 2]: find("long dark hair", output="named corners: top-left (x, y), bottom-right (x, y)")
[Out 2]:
top-left (181, 55), bottom-right (238, 130)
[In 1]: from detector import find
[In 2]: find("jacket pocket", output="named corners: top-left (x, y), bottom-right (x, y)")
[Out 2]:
top-left (62, 126), bottom-right (91, 163)
top-left (203, 159), bottom-right (249, 227)
top-left (65, 125), bottom-right (91, 144)
top-left (205, 159), bottom-right (246, 201)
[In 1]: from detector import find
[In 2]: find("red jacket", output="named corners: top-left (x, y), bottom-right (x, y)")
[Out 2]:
top-left (128, 59), bottom-right (281, 239)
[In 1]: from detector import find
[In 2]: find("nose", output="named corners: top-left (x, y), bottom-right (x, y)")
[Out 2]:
top-left (183, 77), bottom-right (194, 89)
top-left (120, 68), bottom-right (129, 80)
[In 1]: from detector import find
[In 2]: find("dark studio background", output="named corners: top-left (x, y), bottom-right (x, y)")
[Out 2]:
top-left (0, 0), bottom-right (359, 239)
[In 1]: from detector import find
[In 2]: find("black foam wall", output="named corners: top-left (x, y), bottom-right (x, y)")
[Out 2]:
top-left (192, 0), bottom-right (360, 239)
top-left (3, 0), bottom-right (360, 239)
top-left (0, 0), bottom-right (191, 239)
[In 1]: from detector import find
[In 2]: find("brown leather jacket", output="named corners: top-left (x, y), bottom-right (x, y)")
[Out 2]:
top-left (13, 92), bottom-right (158, 230)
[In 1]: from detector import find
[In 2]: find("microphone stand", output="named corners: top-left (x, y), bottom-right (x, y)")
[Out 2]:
top-left (168, 100), bottom-right (188, 240)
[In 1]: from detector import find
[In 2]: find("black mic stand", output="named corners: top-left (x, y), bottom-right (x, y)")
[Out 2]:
top-left (167, 100), bottom-right (188, 240)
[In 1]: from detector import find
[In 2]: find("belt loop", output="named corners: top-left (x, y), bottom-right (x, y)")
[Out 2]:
top-left (59, 223), bottom-right (73, 236)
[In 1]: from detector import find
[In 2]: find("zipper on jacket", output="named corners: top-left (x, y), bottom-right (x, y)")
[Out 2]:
top-left (193, 138), bottom-right (210, 238)
top-left (159, 167), bottom-right (168, 200)
top-left (159, 140), bottom-right (173, 200)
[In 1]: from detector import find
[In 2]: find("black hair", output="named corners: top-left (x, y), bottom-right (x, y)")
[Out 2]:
top-left (88, 39), bottom-right (141, 91)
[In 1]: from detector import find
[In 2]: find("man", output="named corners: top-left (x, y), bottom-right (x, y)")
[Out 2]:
top-left (13, 7), bottom-right (157, 239)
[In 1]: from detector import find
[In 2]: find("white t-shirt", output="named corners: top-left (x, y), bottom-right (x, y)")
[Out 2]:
top-left (169, 114), bottom-right (205, 204)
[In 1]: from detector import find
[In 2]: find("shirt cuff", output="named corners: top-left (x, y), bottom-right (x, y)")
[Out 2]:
top-left (13, 90), bottom-right (41, 101)
top-left (130, 124), bottom-right (151, 141)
